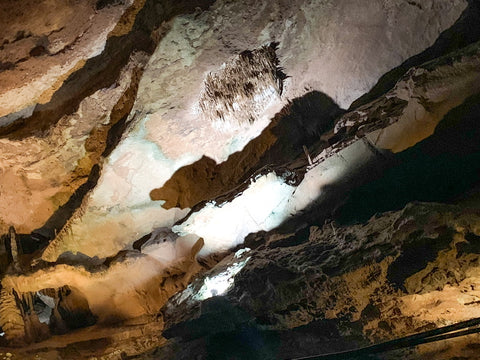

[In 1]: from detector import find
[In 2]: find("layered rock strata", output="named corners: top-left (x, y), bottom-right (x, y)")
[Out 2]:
top-left (160, 203), bottom-right (480, 360)
top-left (0, 1), bottom-right (479, 359)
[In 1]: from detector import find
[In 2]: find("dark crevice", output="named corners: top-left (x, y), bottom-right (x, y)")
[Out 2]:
top-left (406, 1), bottom-right (422, 10)
top-left (336, 92), bottom-right (480, 225)
top-left (0, 33), bottom-right (149, 138)
top-left (13, 30), bottom-right (32, 42)
top-left (96, 0), bottom-right (126, 10)
top-left (102, 113), bottom-right (132, 158)
top-left (242, 90), bottom-right (480, 244)
top-left (132, 233), bottom-right (152, 251)
top-left (257, 147), bottom-right (393, 239)
top-left (386, 227), bottom-right (454, 291)
top-left (266, 226), bottom-right (311, 249)
top-left (0, 0), bottom-right (216, 257)
top-left (28, 66), bottom-right (142, 242)
top-left (161, 313), bottom-right (366, 360)
top-left (12, 65), bottom-right (145, 268)
top-left (456, 232), bottom-right (480, 257)
top-left (350, 0), bottom-right (480, 110)
top-left (0, 61), bottom-right (15, 71)
top-left (29, 45), bottom-right (47, 57)
top-left (32, 164), bottom-right (101, 240)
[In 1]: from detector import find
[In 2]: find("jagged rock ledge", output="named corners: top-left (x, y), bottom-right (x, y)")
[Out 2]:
top-left (160, 202), bottom-right (480, 360)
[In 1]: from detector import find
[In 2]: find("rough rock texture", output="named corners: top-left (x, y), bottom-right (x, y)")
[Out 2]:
top-left (0, 0), bottom-right (134, 120)
top-left (160, 202), bottom-right (480, 360)
top-left (39, 0), bottom-right (467, 262)
top-left (0, 0), bottom-right (215, 237)
top-left (169, 40), bottom-right (480, 258)
top-left (149, 91), bottom-right (342, 210)
top-left (0, 237), bottom-right (205, 357)
top-left (0, 1), bottom-right (480, 359)
top-left (334, 41), bottom-right (480, 153)
top-left (0, 53), bottom-right (147, 234)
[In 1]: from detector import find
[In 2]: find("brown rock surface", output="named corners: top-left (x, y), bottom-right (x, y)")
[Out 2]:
top-left (39, 0), bottom-right (468, 261)
top-left (161, 203), bottom-right (480, 359)
top-left (0, 1), bottom-right (480, 359)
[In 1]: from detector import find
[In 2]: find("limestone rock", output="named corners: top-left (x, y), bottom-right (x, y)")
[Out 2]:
top-left (0, 1), bottom-right (480, 359)
top-left (40, 0), bottom-right (467, 261)
top-left (161, 203), bottom-right (480, 359)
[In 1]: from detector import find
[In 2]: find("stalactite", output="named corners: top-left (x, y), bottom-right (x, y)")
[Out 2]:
top-left (8, 227), bottom-right (20, 272)
top-left (198, 42), bottom-right (287, 127)
top-left (0, 287), bottom-right (25, 343)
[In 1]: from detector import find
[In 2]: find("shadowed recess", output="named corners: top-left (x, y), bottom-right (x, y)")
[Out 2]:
top-left (336, 92), bottom-right (480, 225)
top-left (150, 91), bottom-right (343, 209)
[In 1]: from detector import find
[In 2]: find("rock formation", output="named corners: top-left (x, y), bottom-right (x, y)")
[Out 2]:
top-left (161, 203), bottom-right (480, 360)
top-left (0, 0), bottom-right (480, 359)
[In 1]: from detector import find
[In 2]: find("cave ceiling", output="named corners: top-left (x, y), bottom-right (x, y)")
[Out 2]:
top-left (0, 0), bottom-right (480, 359)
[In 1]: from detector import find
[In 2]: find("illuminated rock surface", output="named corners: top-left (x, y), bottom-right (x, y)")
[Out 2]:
top-left (0, 0), bottom-right (480, 359)
top-left (39, 0), bottom-right (467, 262)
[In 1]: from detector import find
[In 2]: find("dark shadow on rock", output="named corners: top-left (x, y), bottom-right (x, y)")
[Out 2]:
top-left (261, 146), bottom-right (393, 240)
top-left (17, 55), bottom-right (149, 251)
top-left (161, 305), bottom-right (367, 360)
top-left (387, 227), bottom-right (454, 291)
top-left (0, 0), bottom-right (215, 139)
top-left (350, 0), bottom-right (480, 110)
top-left (0, 164), bottom-right (100, 262)
top-left (336, 92), bottom-right (480, 225)
top-left (457, 232), bottom-right (480, 257)
top-left (244, 91), bottom-right (480, 243)
top-left (58, 338), bottom-right (112, 359)
top-left (30, 56), bottom-right (144, 245)
top-left (159, 204), bottom-right (480, 359)
top-left (32, 164), bottom-right (101, 241)
top-left (150, 91), bottom-right (344, 210)
top-left (163, 296), bottom-right (254, 342)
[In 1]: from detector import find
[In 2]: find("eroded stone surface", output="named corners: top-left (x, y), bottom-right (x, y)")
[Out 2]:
top-left (0, 0), bottom-right (135, 119)
top-left (0, 53), bottom-right (147, 234)
top-left (41, 0), bottom-right (468, 261)
top-left (0, 1), bottom-right (480, 359)
top-left (161, 203), bottom-right (480, 359)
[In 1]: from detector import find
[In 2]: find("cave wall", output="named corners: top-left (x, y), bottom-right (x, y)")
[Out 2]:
top-left (0, 1), bottom-right (480, 359)
top-left (33, 0), bottom-right (468, 262)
